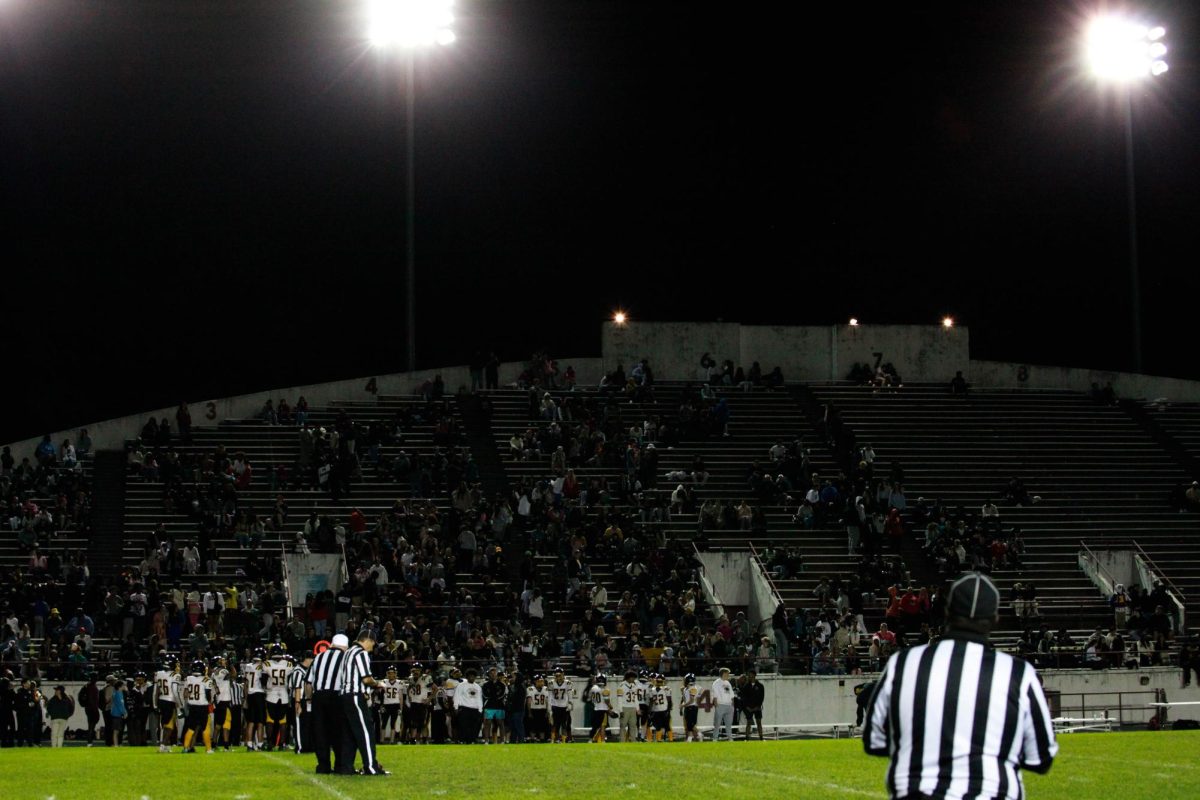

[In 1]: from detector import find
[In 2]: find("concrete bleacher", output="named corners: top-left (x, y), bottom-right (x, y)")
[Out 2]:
top-left (811, 382), bottom-right (1197, 645)
top-left (483, 384), bottom-right (882, 635)
top-left (119, 396), bottom-right (504, 620)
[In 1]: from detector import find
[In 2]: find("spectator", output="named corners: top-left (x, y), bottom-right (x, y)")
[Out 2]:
top-left (949, 370), bottom-right (969, 396)
top-left (46, 685), bottom-right (74, 747)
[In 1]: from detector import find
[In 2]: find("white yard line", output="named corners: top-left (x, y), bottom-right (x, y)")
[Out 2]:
top-left (1067, 752), bottom-right (1196, 771)
top-left (625, 750), bottom-right (885, 798)
top-left (264, 754), bottom-right (358, 800)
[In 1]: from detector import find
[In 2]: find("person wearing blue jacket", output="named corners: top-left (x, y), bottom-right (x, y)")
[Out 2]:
top-left (109, 681), bottom-right (128, 747)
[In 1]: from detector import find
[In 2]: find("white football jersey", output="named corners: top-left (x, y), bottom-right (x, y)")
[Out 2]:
top-left (183, 674), bottom-right (211, 707)
top-left (526, 685), bottom-right (550, 712)
top-left (264, 659), bottom-right (292, 703)
top-left (381, 679), bottom-right (404, 706)
top-left (548, 679), bottom-right (574, 708)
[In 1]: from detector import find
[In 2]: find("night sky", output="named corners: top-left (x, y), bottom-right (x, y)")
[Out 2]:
top-left (2, 0), bottom-right (1198, 443)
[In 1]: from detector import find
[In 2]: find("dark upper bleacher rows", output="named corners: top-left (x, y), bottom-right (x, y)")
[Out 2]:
top-left (811, 382), bottom-right (1198, 653)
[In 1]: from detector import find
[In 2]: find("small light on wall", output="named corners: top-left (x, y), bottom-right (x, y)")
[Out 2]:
top-left (942, 316), bottom-right (955, 328)
top-left (613, 311), bottom-right (628, 326)
top-left (849, 318), bottom-right (859, 327)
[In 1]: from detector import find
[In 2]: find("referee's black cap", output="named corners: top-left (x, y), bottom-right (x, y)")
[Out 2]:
top-left (946, 572), bottom-right (1001, 620)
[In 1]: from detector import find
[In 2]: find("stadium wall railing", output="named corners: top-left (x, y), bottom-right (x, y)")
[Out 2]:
top-left (45, 666), bottom-right (1200, 736)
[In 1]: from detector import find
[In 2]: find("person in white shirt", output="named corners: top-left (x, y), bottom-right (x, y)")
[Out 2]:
top-left (263, 645), bottom-right (292, 750)
top-left (587, 675), bottom-right (613, 743)
top-left (711, 668), bottom-right (735, 741)
top-left (404, 665), bottom-right (432, 744)
top-left (547, 669), bottom-right (575, 743)
top-left (244, 648), bottom-right (268, 751)
top-left (452, 669), bottom-right (484, 744)
top-left (679, 673), bottom-right (701, 742)
top-left (617, 671), bottom-right (640, 742)
top-left (525, 674), bottom-right (551, 742)
top-left (379, 666), bottom-right (404, 744)
top-left (590, 583), bottom-right (608, 612)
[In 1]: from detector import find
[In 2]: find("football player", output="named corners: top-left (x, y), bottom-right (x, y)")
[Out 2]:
top-left (243, 646), bottom-right (268, 751)
top-left (648, 673), bottom-right (673, 742)
top-left (636, 669), bottom-right (651, 742)
top-left (179, 659), bottom-right (214, 754)
top-left (679, 673), bottom-right (700, 742)
top-left (379, 666), bottom-right (404, 744)
top-left (153, 655), bottom-right (182, 752)
top-left (263, 644), bottom-right (292, 751)
top-left (210, 655), bottom-right (233, 751)
top-left (548, 668), bottom-right (574, 743)
top-left (587, 675), bottom-right (613, 743)
top-left (525, 674), bottom-right (551, 742)
top-left (405, 663), bottom-right (432, 744)
top-left (618, 670), bottom-right (640, 742)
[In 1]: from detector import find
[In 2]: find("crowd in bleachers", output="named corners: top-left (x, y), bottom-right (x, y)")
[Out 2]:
top-left (4, 355), bottom-right (1198, 724)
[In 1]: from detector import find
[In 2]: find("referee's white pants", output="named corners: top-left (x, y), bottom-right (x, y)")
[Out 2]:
top-left (712, 705), bottom-right (734, 741)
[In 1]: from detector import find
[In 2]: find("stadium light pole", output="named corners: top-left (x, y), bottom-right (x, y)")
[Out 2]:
top-left (368, 0), bottom-right (457, 373)
top-left (1085, 15), bottom-right (1168, 374)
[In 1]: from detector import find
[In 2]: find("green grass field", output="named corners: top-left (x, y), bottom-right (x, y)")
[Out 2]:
top-left (0, 733), bottom-right (1196, 800)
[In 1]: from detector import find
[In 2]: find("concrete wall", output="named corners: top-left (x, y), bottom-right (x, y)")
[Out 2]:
top-left (603, 321), bottom-right (742, 383)
top-left (697, 551), bottom-right (752, 608)
top-left (603, 321), bottom-right (969, 383)
top-left (38, 664), bottom-right (1200, 736)
top-left (3, 358), bottom-right (605, 460)
top-left (970, 359), bottom-right (1200, 402)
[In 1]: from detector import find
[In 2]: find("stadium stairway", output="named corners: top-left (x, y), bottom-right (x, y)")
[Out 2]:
top-left (1126, 399), bottom-right (1200, 623)
top-left (453, 393), bottom-right (512, 505)
top-left (87, 451), bottom-right (127, 577)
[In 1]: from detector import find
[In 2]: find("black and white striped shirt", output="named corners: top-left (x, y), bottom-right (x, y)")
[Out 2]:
top-left (864, 633), bottom-right (1058, 800)
top-left (339, 644), bottom-right (372, 696)
top-left (228, 677), bottom-right (246, 707)
top-left (308, 648), bottom-right (347, 693)
top-left (288, 665), bottom-right (308, 698)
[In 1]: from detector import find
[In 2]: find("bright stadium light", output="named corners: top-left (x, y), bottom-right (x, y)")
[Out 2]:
top-left (1083, 14), bottom-right (1169, 373)
top-left (366, 0), bottom-right (459, 372)
top-left (613, 311), bottom-right (628, 326)
top-left (1086, 15), bottom-right (1167, 82)
top-left (369, 0), bottom-right (456, 48)
top-left (942, 316), bottom-right (954, 328)
top-left (848, 318), bottom-right (859, 326)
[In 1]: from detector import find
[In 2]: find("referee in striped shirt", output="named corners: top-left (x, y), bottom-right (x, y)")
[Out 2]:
top-left (228, 671), bottom-right (246, 748)
top-left (864, 572), bottom-right (1057, 800)
top-left (307, 633), bottom-right (350, 775)
top-left (289, 652), bottom-right (313, 754)
top-left (340, 627), bottom-right (388, 776)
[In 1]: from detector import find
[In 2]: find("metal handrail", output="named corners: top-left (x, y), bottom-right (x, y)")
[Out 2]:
top-left (1131, 540), bottom-right (1187, 601)
top-left (748, 541), bottom-right (785, 607)
top-left (1078, 540), bottom-right (1120, 593)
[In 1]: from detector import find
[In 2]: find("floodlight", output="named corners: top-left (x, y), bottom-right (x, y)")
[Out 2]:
top-left (1086, 16), bottom-right (1167, 82)
top-left (942, 317), bottom-right (954, 328)
top-left (848, 318), bottom-right (859, 327)
top-left (369, 0), bottom-right (456, 48)
top-left (613, 312), bottom-right (627, 325)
